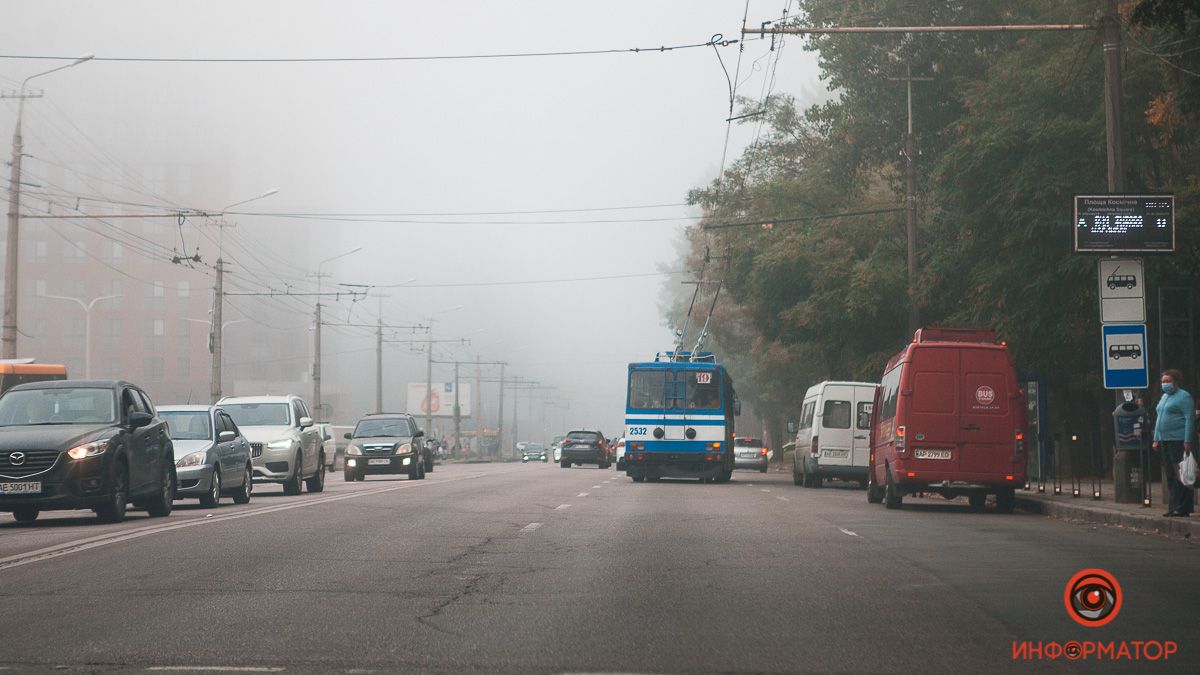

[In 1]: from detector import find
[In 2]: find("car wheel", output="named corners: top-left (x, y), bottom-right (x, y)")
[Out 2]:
top-left (632, 476), bottom-right (645, 482)
top-left (233, 465), bottom-right (253, 504)
top-left (560, 460), bottom-right (570, 468)
top-left (306, 455), bottom-right (326, 493)
top-left (408, 460), bottom-right (421, 480)
top-left (995, 488), bottom-right (1016, 514)
top-left (884, 469), bottom-right (903, 510)
top-left (11, 506), bottom-right (39, 523)
top-left (95, 460), bottom-right (129, 523)
top-left (146, 464), bottom-right (175, 517)
top-left (199, 467), bottom-right (221, 508)
top-left (425, 455), bottom-right (434, 473)
top-left (792, 456), bottom-right (803, 486)
top-left (760, 466), bottom-right (768, 473)
top-left (967, 491), bottom-right (986, 511)
top-left (418, 460), bottom-right (427, 480)
top-left (866, 473), bottom-right (884, 504)
top-left (282, 453), bottom-right (303, 495)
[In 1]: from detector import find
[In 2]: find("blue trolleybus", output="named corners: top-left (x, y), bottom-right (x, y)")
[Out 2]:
top-left (623, 351), bottom-right (737, 483)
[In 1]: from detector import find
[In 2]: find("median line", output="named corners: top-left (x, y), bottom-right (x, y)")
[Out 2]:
top-left (0, 472), bottom-right (489, 573)
top-left (577, 492), bottom-right (589, 497)
top-left (555, 503), bottom-right (571, 510)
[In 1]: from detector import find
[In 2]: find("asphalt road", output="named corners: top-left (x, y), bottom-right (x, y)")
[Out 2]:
top-left (0, 462), bottom-right (1195, 673)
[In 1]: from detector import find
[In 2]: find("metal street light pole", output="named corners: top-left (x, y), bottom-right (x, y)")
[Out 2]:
top-left (44, 292), bottom-right (119, 378)
top-left (312, 247), bottom-right (362, 422)
top-left (2, 54), bottom-right (93, 359)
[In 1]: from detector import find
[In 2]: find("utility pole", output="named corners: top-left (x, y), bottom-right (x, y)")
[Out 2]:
top-left (1101, 0), bottom-right (1124, 191)
top-left (497, 363), bottom-right (505, 458)
top-left (888, 65), bottom-right (933, 335)
top-left (313, 299), bottom-right (323, 417)
top-left (376, 313), bottom-right (384, 413)
top-left (453, 362), bottom-right (461, 457)
top-left (425, 323), bottom-right (434, 437)
top-left (210, 259), bottom-right (225, 403)
top-left (475, 356), bottom-right (482, 455)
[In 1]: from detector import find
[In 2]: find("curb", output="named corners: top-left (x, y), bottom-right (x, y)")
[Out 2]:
top-left (1015, 495), bottom-right (1198, 541)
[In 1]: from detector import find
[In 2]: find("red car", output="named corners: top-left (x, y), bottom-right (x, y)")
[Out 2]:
top-left (867, 327), bottom-right (1027, 513)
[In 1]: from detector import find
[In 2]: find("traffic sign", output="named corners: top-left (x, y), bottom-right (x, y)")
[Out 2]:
top-left (1097, 259), bottom-right (1145, 323)
top-left (1102, 324), bottom-right (1149, 389)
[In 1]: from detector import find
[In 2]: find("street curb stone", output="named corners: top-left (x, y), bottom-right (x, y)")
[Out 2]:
top-left (1016, 494), bottom-right (1198, 541)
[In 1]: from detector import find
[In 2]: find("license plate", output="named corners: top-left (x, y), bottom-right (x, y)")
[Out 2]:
top-left (914, 449), bottom-right (952, 460)
top-left (0, 481), bottom-right (41, 495)
top-left (822, 449), bottom-right (849, 459)
top-left (738, 451), bottom-right (757, 458)
top-left (367, 458), bottom-right (391, 466)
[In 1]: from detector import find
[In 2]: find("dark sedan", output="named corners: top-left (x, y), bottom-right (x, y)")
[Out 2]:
top-left (0, 380), bottom-right (176, 524)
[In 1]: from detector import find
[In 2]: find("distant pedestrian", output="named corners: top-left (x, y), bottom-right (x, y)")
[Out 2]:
top-left (1152, 369), bottom-right (1194, 517)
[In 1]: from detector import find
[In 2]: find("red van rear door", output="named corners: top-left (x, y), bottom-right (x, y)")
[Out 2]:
top-left (958, 347), bottom-right (1015, 475)
top-left (906, 346), bottom-right (960, 459)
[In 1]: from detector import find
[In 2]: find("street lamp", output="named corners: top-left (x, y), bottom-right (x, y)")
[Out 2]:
top-left (3, 54), bottom-right (94, 359)
top-left (44, 292), bottom-right (119, 379)
top-left (312, 246), bottom-right (363, 422)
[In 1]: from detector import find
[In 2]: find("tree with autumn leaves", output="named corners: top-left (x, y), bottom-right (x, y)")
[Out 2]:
top-left (669, 0), bottom-right (1200, 456)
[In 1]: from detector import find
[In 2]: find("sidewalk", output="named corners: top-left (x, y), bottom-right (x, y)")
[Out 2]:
top-left (1015, 479), bottom-right (1199, 541)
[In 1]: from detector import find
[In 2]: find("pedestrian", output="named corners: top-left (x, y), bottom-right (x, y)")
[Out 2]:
top-left (1152, 369), bottom-right (1194, 517)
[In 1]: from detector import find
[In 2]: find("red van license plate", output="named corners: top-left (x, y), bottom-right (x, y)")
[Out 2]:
top-left (914, 449), bottom-right (952, 460)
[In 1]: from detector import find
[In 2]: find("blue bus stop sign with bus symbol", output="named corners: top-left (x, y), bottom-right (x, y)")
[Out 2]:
top-left (1102, 324), bottom-right (1149, 389)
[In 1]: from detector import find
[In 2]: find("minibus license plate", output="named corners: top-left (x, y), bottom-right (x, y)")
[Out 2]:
top-left (0, 481), bottom-right (41, 495)
top-left (367, 458), bottom-right (390, 466)
top-left (822, 449), bottom-right (849, 458)
top-left (914, 449), bottom-right (952, 460)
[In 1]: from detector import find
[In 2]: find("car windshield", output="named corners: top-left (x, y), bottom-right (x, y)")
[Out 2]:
top-left (354, 418), bottom-right (411, 438)
top-left (566, 432), bottom-right (600, 443)
top-left (526, 443), bottom-right (544, 452)
top-left (0, 387), bottom-right (116, 426)
top-left (735, 437), bottom-right (762, 447)
top-left (222, 403), bottom-right (290, 427)
top-left (160, 411), bottom-right (212, 441)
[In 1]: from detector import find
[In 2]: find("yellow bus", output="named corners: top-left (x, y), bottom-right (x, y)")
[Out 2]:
top-left (0, 361), bottom-right (69, 396)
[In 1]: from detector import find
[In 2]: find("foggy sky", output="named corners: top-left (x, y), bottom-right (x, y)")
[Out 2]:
top-left (0, 1), bottom-right (823, 437)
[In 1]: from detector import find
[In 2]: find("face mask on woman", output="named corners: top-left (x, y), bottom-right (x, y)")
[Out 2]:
top-left (1162, 382), bottom-right (1177, 395)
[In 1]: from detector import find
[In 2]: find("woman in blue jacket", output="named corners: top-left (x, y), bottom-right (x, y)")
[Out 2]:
top-left (1152, 369), bottom-right (1194, 517)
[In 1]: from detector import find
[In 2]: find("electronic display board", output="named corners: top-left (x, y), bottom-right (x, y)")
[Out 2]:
top-left (1074, 195), bottom-right (1174, 253)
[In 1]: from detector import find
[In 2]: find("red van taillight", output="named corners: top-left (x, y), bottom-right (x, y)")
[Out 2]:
top-left (1014, 430), bottom-right (1025, 458)
top-left (895, 425), bottom-right (906, 451)
top-left (810, 436), bottom-right (819, 457)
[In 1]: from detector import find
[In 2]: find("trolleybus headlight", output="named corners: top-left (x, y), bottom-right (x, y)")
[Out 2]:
top-left (653, 427), bottom-right (665, 439)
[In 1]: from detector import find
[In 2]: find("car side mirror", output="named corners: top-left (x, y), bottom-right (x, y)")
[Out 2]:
top-left (786, 421), bottom-right (798, 434)
top-left (414, 429), bottom-right (425, 438)
top-left (299, 416), bottom-right (314, 429)
top-left (218, 430), bottom-right (237, 442)
top-left (129, 411), bottom-right (154, 428)
top-left (734, 399), bottom-right (742, 416)
top-left (343, 432), bottom-right (353, 440)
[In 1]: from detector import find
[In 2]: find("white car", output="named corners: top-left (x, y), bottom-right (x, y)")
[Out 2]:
top-left (218, 394), bottom-right (325, 495)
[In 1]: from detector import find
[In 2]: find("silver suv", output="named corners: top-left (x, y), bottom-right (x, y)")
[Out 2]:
top-left (217, 394), bottom-right (324, 495)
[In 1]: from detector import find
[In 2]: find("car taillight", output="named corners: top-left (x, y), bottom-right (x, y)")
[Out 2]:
top-left (810, 437), bottom-right (819, 457)
top-left (761, 447), bottom-right (768, 456)
top-left (629, 442), bottom-right (643, 452)
top-left (895, 425), bottom-right (906, 451)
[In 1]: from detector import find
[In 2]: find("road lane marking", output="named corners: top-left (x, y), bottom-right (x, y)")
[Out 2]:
top-left (519, 522), bottom-right (542, 533)
top-left (555, 503), bottom-right (571, 510)
top-left (592, 485), bottom-right (602, 489)
top-left (760, 489), bottom-right (771, 493)
top-left (839, 528), bottom-right (859, 537)
top-left (577, 492), bottom-right (589, 497)
top-left (777, 496), bottom-right (790, 502)
top-left (0, 472), bottom-right (491, 574)
top-left (146, 668), bottom-right (285, 672)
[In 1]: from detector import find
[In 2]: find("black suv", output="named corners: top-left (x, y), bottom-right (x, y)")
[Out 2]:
top-left (0, 380), bottom-right (175, 524)
top-left (560, 429), bottom-right (609, 469)
top-left (343, 413), bottom-right (426, 481)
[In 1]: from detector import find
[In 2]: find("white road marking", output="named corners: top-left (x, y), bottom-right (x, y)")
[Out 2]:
top-left (555, 503), bottom-right (571, 510)
top-left (760, 489), bottom-right (771, 493)
top-left (0, 472), bottom-right (489, 573)
top-left (592, 485), bottom-right (603, 489)
top-left (577, 492), bottom-right (589, 497)
top-left (519, 522), bottom-right (543, 533)
top-left (144, 662), bottom-right (284, 667)
top-left (839, 528), bottom-right (859, 537)
top-left (776, 496), bottom-right (790, 502)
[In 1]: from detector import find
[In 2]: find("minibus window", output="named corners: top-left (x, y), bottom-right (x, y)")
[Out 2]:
top-left (857, 402), bottom-right (873, 429)
top-left (879, 366), bottom-right (902, 420)
top-left (822, 400), bottom-right (851, 429)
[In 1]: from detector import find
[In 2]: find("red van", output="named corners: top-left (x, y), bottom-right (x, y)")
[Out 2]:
top-left (867, 327), bottom-right (1026, 512)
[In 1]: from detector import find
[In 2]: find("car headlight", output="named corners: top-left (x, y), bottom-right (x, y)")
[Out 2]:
top-left (67, 440), bottom-right (110, 460)
top-left (267, 438), bottom-right (295, 449)
top-left (175, 451), bottom-right (208, 467)
top-left (346, 445), bottom-right (362, 456)
top-left (394, 443), bottom-right (412, 455)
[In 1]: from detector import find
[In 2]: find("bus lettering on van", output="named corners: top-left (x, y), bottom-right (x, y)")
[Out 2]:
top-left (975, 386), bottom-right (996, 407)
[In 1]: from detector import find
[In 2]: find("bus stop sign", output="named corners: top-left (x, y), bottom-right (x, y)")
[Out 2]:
top-left (1102, 324), bottom-right (1149, 389)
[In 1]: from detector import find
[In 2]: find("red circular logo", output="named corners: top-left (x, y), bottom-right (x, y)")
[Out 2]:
top-left (1064, 569), bottom-right (1122, 627)
top-left (975, 385), bottom-right (996, 406)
